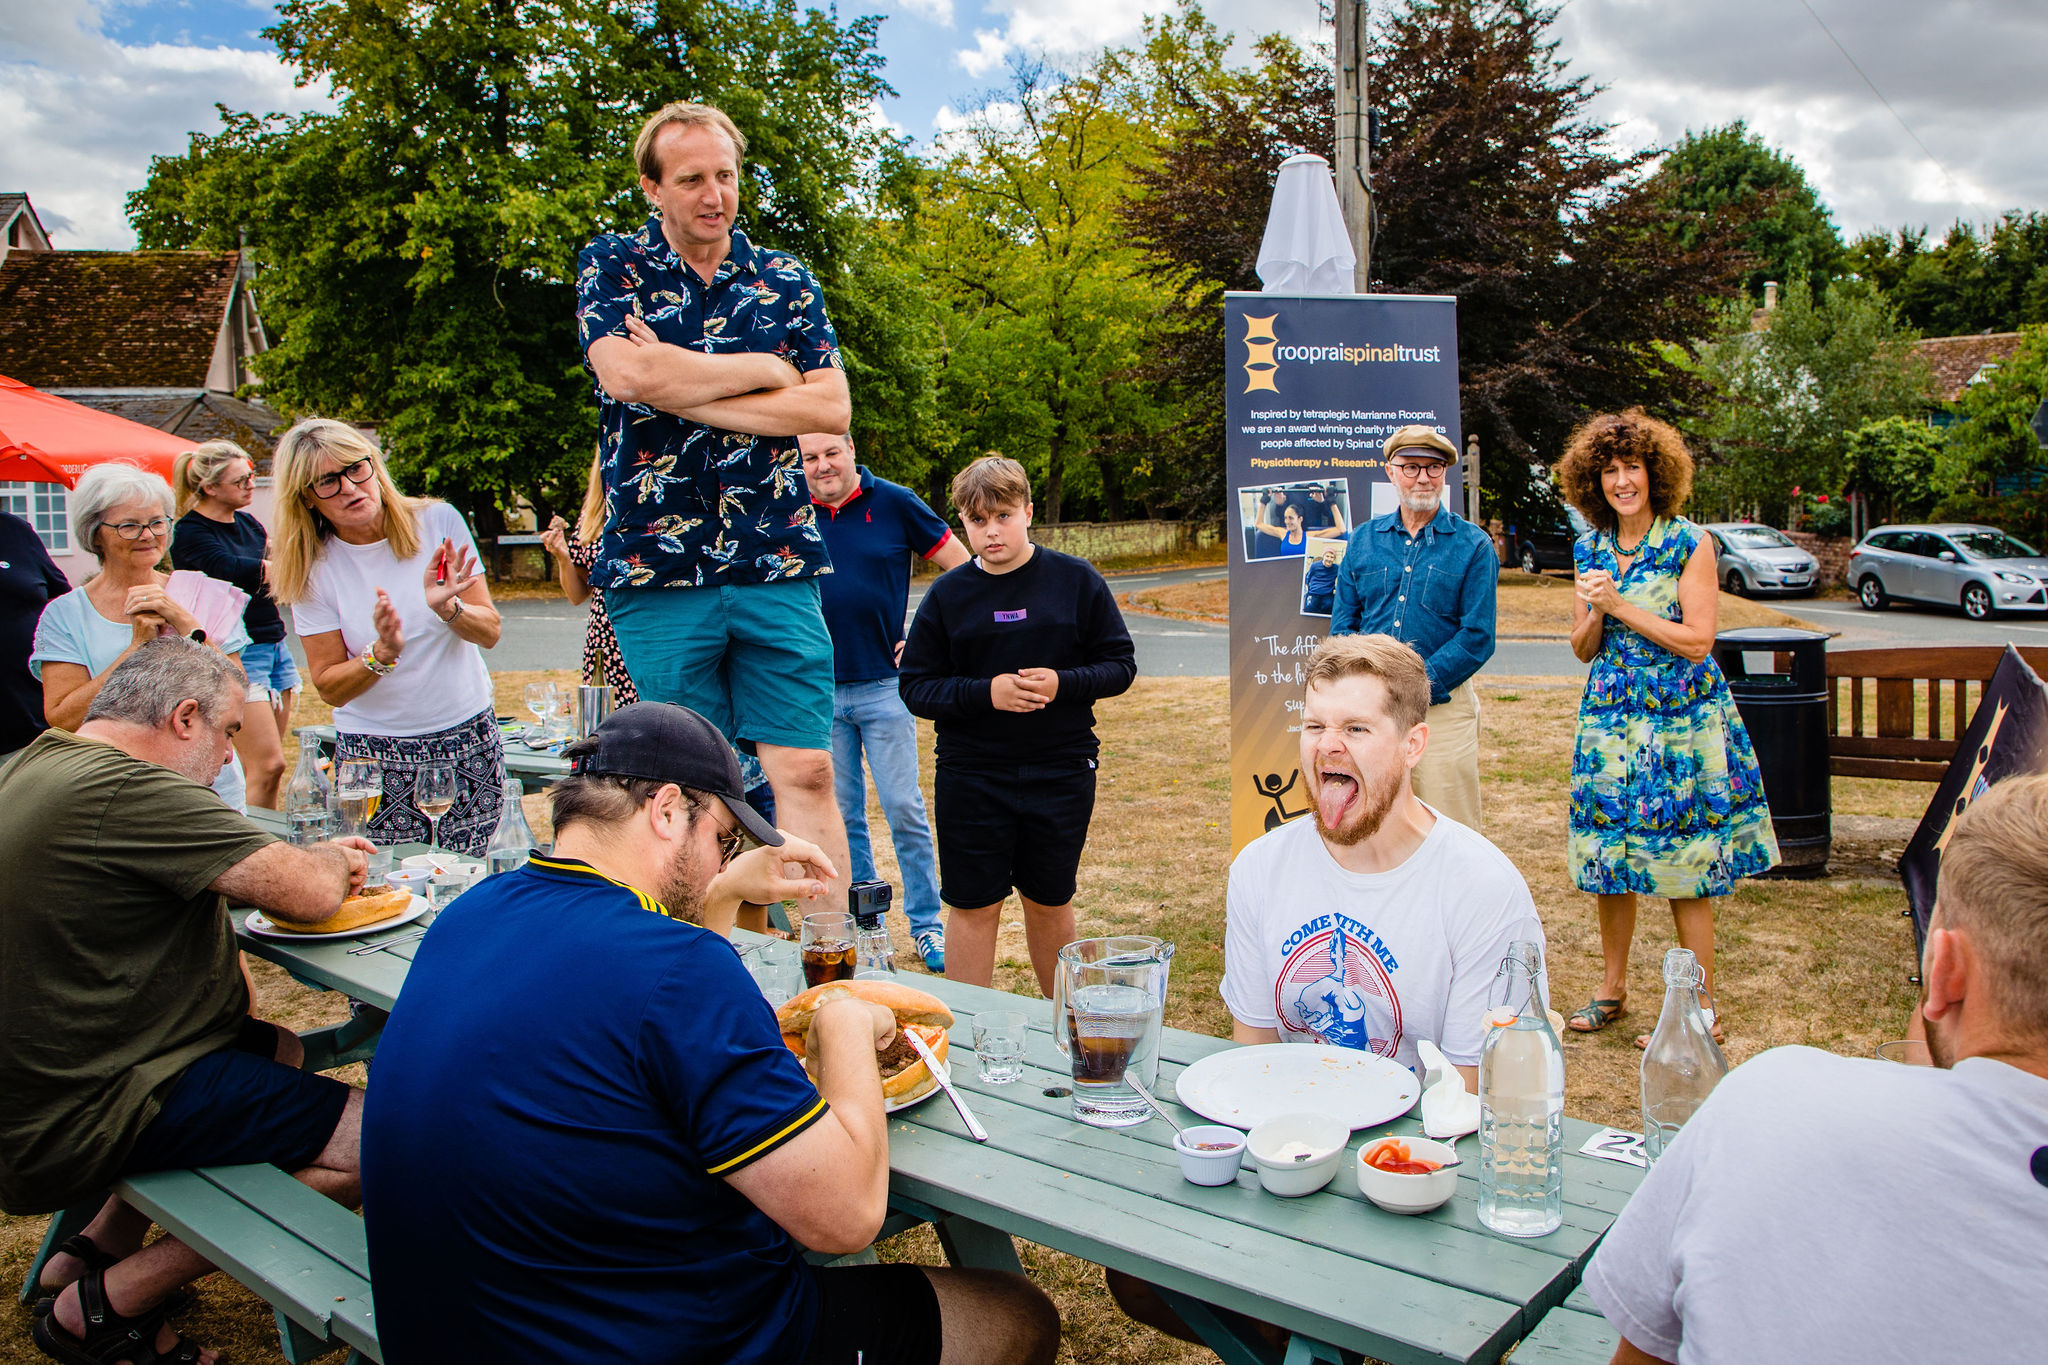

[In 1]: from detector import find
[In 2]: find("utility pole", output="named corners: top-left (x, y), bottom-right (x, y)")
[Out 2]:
top-left (1333, 0), bottom-right (1372, 292)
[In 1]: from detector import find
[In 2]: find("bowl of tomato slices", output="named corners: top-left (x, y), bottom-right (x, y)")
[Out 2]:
top-left (1355, 1136), bottom-right (1458, 1215)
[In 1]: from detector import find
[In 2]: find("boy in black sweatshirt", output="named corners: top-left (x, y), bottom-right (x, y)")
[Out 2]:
top-left (899, 456), bottom-right (1137, 994)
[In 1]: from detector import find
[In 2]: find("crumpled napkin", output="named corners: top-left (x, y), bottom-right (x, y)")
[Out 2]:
top-left (1416, 1039), bottom-right (1482, 1140)
top-left (167, 570), bottom-right (252, 644)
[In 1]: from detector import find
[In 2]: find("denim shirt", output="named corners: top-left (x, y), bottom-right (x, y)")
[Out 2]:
top-left (1328, 504), bottom-right (1498, 703)
top-left (576, 221), bottom-right (841, 591)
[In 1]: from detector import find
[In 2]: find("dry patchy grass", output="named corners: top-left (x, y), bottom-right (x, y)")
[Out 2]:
top-left (3, 675), bottom-right (1922, 1365)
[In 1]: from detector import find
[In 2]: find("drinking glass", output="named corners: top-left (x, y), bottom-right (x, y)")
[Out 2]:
top-left (428, 870), bottom-right (467, 915)
top-left (800, 912), bottom-right (857, 989)
top-left (547, 688), bottom-right (576, 743)
top-left (415, 764), bottom-right (458, 853)
top-left (523, 682), bottom-right (556, 741)
top-left (748, 940), bottom-right (801, 1008)
top-left (973, 1011), bottom-right (1029, 1085)
top-left (334, 760), bottom-right (382, 840)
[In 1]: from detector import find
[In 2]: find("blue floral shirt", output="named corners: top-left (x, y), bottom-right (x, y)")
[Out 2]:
top-left (576, 220), bottom-right (842, 590)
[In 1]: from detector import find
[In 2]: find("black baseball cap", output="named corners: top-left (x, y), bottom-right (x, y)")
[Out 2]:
top-left (566, 702), bottom-right (783, 847)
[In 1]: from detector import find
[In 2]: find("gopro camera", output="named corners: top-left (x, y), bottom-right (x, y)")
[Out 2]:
top-left (849, 879), bottom-right (893, 924)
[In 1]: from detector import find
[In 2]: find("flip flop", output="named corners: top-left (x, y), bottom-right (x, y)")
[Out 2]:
top-left (1566, 998), bottom-right (1626, 1033)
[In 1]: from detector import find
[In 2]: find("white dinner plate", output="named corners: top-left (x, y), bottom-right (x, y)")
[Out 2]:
top-left (244, 895), bottom-right (430, 942)
top-left (1173, 1044), bottom-right (1421, 1131)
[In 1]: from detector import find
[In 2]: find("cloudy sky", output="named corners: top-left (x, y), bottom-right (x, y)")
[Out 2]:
top-left (3, 0), bottom-right (2042, 250)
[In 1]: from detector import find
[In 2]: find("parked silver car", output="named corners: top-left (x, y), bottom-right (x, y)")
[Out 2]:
top-left (1847, 523), bottom-right (2048, 619)
top-left (1702, 522), bottom-right (1818, 597)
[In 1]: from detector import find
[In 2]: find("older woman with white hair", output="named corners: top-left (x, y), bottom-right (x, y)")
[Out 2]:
top-left (269, 419), bottom-right (505, 855)
top-left (32, 462), bottom-right (252, 809)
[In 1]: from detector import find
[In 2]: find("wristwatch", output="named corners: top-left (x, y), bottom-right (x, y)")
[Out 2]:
top-left (359, 646), bottom-right (397, 677)
top-left (188, 628), bottom-right (208, 645)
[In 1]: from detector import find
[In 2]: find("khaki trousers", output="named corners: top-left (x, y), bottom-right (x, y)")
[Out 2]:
top-left (1412, 679), bottom-right (1481, 830)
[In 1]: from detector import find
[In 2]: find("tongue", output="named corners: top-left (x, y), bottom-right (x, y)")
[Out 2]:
top-left (1318, 775), bottom-right (1356, 828)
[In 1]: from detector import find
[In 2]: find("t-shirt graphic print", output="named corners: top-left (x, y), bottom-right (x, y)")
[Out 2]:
top-left (1271, 913), bottom-right (1405, 1057)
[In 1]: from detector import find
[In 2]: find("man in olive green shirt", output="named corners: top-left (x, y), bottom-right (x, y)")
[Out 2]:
top-left (0, 638), bottom-right (374, 1365)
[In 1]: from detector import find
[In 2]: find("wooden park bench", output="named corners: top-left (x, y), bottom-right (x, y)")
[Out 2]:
top-left (1508, 1286), bottom-right (1618, 1362)
top-left (1826, 646), bottom-right (2048, 782)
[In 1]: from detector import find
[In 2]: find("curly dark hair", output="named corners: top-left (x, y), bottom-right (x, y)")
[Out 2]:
top-left (1553, 409), bottom-right (1695, 533)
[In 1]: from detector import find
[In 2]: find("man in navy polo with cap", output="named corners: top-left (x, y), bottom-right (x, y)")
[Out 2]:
top-left (801, 430), bottom-right (968, 973)
top-left (577, 99), bottom-right (854, 914)
top-left (1329, 425), bottom-right (1496, 830)
top-left (362, 702), bottom-right (1059, 1365)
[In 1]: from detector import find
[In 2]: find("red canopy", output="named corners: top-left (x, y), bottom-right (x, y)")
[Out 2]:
top-left (0, 374), bottom-right (192, 488)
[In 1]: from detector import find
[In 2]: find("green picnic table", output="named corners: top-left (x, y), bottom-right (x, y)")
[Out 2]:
top-left (25, 817), bottom-right (1642, 1365)
top-left (298, 721), bottom-right (571, 794)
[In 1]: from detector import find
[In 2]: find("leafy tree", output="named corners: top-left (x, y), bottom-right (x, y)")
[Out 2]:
top-left (1844, 415), bottom-right (1943, 523)
top-left (1651, 122), bottom-right (1844, 301)
top-left (126, 0), bottom-right (900, 530)
top-left (1694, 277), bottom-right (1930, 523)
top-left (1847, 212), bottom-right (2048, 337)
top-left (1932, 324), bottom-right (2048, 499)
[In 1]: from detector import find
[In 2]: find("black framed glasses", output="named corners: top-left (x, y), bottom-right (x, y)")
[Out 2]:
top-left (310, 458), bottom-right (377, 499)
top-left (103, 517), bottom-right (171, 541)
top-left (1387, 461), bottom-right (1449, 481)
top-left (222, 474), bottom-right (256, 490)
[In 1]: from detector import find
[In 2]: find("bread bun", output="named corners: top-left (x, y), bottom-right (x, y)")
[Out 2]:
top-left (268, 887), bottom-right (413, 935)
top-left (775, 978), bottom-right (955, 1104)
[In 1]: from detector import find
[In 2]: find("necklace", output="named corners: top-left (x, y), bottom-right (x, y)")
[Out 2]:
top-left (1613, 524), bottom-right (1651, 556)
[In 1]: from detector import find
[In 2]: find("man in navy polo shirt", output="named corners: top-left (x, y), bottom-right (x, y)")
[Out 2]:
top-left (801, 431), bottom-right (968, 973)
top-left (578, 99), bottom-right (854, 914)
top-left (362, 703), bottom-right (1059, 1365)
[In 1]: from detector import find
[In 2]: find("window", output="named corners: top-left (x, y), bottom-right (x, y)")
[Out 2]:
top-left (0, 482), bottom-right (69, 553)
top-left (1951, 530), bottom-right (2038, 561)
top-left (1722, 526), bottom-right (1794, 549)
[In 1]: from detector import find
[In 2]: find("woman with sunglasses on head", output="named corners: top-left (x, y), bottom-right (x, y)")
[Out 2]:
top-left (31, 463), bottom-right (254, 810)
top-left (170, 440), bottom-right (293, 808)
top-left (269, 419), bottom-right (506, 855)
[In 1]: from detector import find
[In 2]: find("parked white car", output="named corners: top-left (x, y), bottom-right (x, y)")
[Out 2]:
top-left (1702, 522), bottom-right (1818, 597)
top-left (1846, 523), bottom-right (2048, 619)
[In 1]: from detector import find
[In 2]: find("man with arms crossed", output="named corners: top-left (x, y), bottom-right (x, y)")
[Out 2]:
top-left (578, 100), bottom-right (854, 913)
top-left (1585, 772), bottom-right (2048, 1365)
top-left (361, 703), bottom-right (1058, 1365)
top-left (801, 430), bottom-right (969, 972)
top-left (1329, 426), bottom-right (1496, 830)
top-left (0, 638), bottom-right (372, 1365)
top-left (1221, 633), bottom-right (1543, 1091)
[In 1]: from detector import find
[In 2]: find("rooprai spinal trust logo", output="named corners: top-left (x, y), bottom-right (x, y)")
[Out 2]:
top-left (1242, 314), bottom-right (1279, 393)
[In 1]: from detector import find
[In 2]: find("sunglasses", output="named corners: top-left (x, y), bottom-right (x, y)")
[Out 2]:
top-left (311, 458), bottom-right (377, 499)
top-left (717, 824), bottom-right (751, 869)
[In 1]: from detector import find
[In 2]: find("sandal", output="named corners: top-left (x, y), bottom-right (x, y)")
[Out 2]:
top-left (32, 1268), bottom-right (200, 1365)
top-left (1566, 998), bottom-right (1626, 1033)
top-left (31, 1235), bottom-right (116, 1317)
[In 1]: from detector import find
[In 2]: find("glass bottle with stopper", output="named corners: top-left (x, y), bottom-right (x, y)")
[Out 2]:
top-left (1641, 947), bottom-right (1728, 1165)
top-left (1477, 938), bottom-right (1564, 1239)
top-left (284, 735), bottom-right (334, 846)
top-left (485, 779), bottom-right (537, 875)
top-left (850, 879), bottom-right (898, 978)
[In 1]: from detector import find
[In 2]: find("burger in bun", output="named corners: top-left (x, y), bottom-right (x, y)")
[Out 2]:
top-left (268, 887), bottom-right (413, 935)
top-left (775, 978), bottom-right (955, 1106)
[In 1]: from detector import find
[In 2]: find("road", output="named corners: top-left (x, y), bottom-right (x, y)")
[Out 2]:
top-left (472, 574), bottom-right (2045, 680)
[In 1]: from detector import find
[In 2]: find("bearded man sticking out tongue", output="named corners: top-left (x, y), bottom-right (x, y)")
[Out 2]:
top-left (1218, 634), bottom-right (1545, 1093)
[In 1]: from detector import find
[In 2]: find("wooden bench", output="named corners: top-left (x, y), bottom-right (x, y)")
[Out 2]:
top-left (1827, 646), bottom-right (2048, 782)
top-left (116, 1164), bottom-right (379, 1363)
top-left (1509, 1286), bottom-right (1617, 1363)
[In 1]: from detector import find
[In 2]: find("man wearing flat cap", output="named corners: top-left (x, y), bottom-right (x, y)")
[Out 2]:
top-left (1328, 425), bottom-right (1496, 830)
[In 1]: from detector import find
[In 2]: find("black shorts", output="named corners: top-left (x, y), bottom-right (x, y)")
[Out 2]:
top-left (935, 760), bottom-right (1097, 908)
top-left (800, 1262), bottom-right (942, 1365)
top-left (122, 1039), bottom-right (352, 1178)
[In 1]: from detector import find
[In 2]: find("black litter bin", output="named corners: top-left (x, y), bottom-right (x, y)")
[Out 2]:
top-left (1713, 627), bottom-right (1831, 878)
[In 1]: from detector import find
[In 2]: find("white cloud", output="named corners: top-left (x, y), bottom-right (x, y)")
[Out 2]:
top-left (951, 0), bottom-right (1320, 81)
top-left (955, 28), bottom-right (1014, 77)
top-left (896, 0), bottom-right (957, 26)
top-left (1, 7), bottom-right (331, 249)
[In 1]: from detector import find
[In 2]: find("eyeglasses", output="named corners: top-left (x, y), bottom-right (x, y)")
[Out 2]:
top-left (1387, 461), bottom-right (1449, 481)
top-left (716, 823), bottom-right (751, 869)
top-left (310, 459), bottom-right (376, 499)
top-left (221, 475), bottom-right (255, 490)
top-left (103, 517), bottom-right (171, 541)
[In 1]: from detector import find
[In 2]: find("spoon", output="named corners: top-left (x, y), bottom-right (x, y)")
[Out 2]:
top-left (1124, 1074), bottom-right (1203, 1146)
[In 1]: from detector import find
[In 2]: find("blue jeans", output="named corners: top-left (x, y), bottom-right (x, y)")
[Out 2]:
top-left (832, 679), bottom-right (942, 936)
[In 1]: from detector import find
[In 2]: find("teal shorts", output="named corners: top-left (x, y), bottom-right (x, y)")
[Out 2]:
top-left (606, 579), bottom-right (834, 752)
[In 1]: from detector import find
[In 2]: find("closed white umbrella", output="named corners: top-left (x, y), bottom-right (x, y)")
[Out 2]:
top-left (1256, 153), bottom-right (1357, 296)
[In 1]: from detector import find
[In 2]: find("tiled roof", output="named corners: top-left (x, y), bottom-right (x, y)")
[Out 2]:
top-left (0, 250), bottom-right (242, 388)
top-left (0, 195), bottom-right (27, 222)
top-left (1916, 332), bottom-right (2025, 403)
top-left (57, 389), bottom-right (287, 469)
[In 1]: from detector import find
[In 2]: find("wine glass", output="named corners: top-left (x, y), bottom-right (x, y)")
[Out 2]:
top-left (334, 759), bottom-right (382, 840)
top-left (523, 682), bottom-right (556, 744)
top-left (415, 764), bottom-right (458, 853)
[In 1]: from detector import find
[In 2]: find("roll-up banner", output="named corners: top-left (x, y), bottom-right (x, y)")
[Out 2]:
top-left (1226, 292), bottom-right (1462, 854)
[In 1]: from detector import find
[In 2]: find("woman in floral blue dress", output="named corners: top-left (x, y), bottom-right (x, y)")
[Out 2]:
top-left (1556, 411), bottom-right (1778, 1045)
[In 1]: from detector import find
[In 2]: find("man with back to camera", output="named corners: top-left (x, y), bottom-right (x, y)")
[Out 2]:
top-left (1585, 771), bottom-right (2048, 1365)
top-left (360, 701), bottom-right (1060, 1365)
top-left (1329, 425), bottom-right (1496, 830)
top-left (577, 100), bottom-right (854, 916)
top-left (800, 429), bottom-right (969, 972)
top-left (0, 637), bottom-right (374, 1365)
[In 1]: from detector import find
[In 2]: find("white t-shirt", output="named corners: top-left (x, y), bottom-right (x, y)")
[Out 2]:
top-left (290, 501), bottom-right (492, 737)
top-left (1585, 1046), bottom-right (2048, 1364)
top-left (1219, 809), bottom-right (1546, 1073)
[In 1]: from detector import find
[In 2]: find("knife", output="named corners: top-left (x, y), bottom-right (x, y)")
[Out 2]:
top-left (905, 1028), bottom-right (987, 1143)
